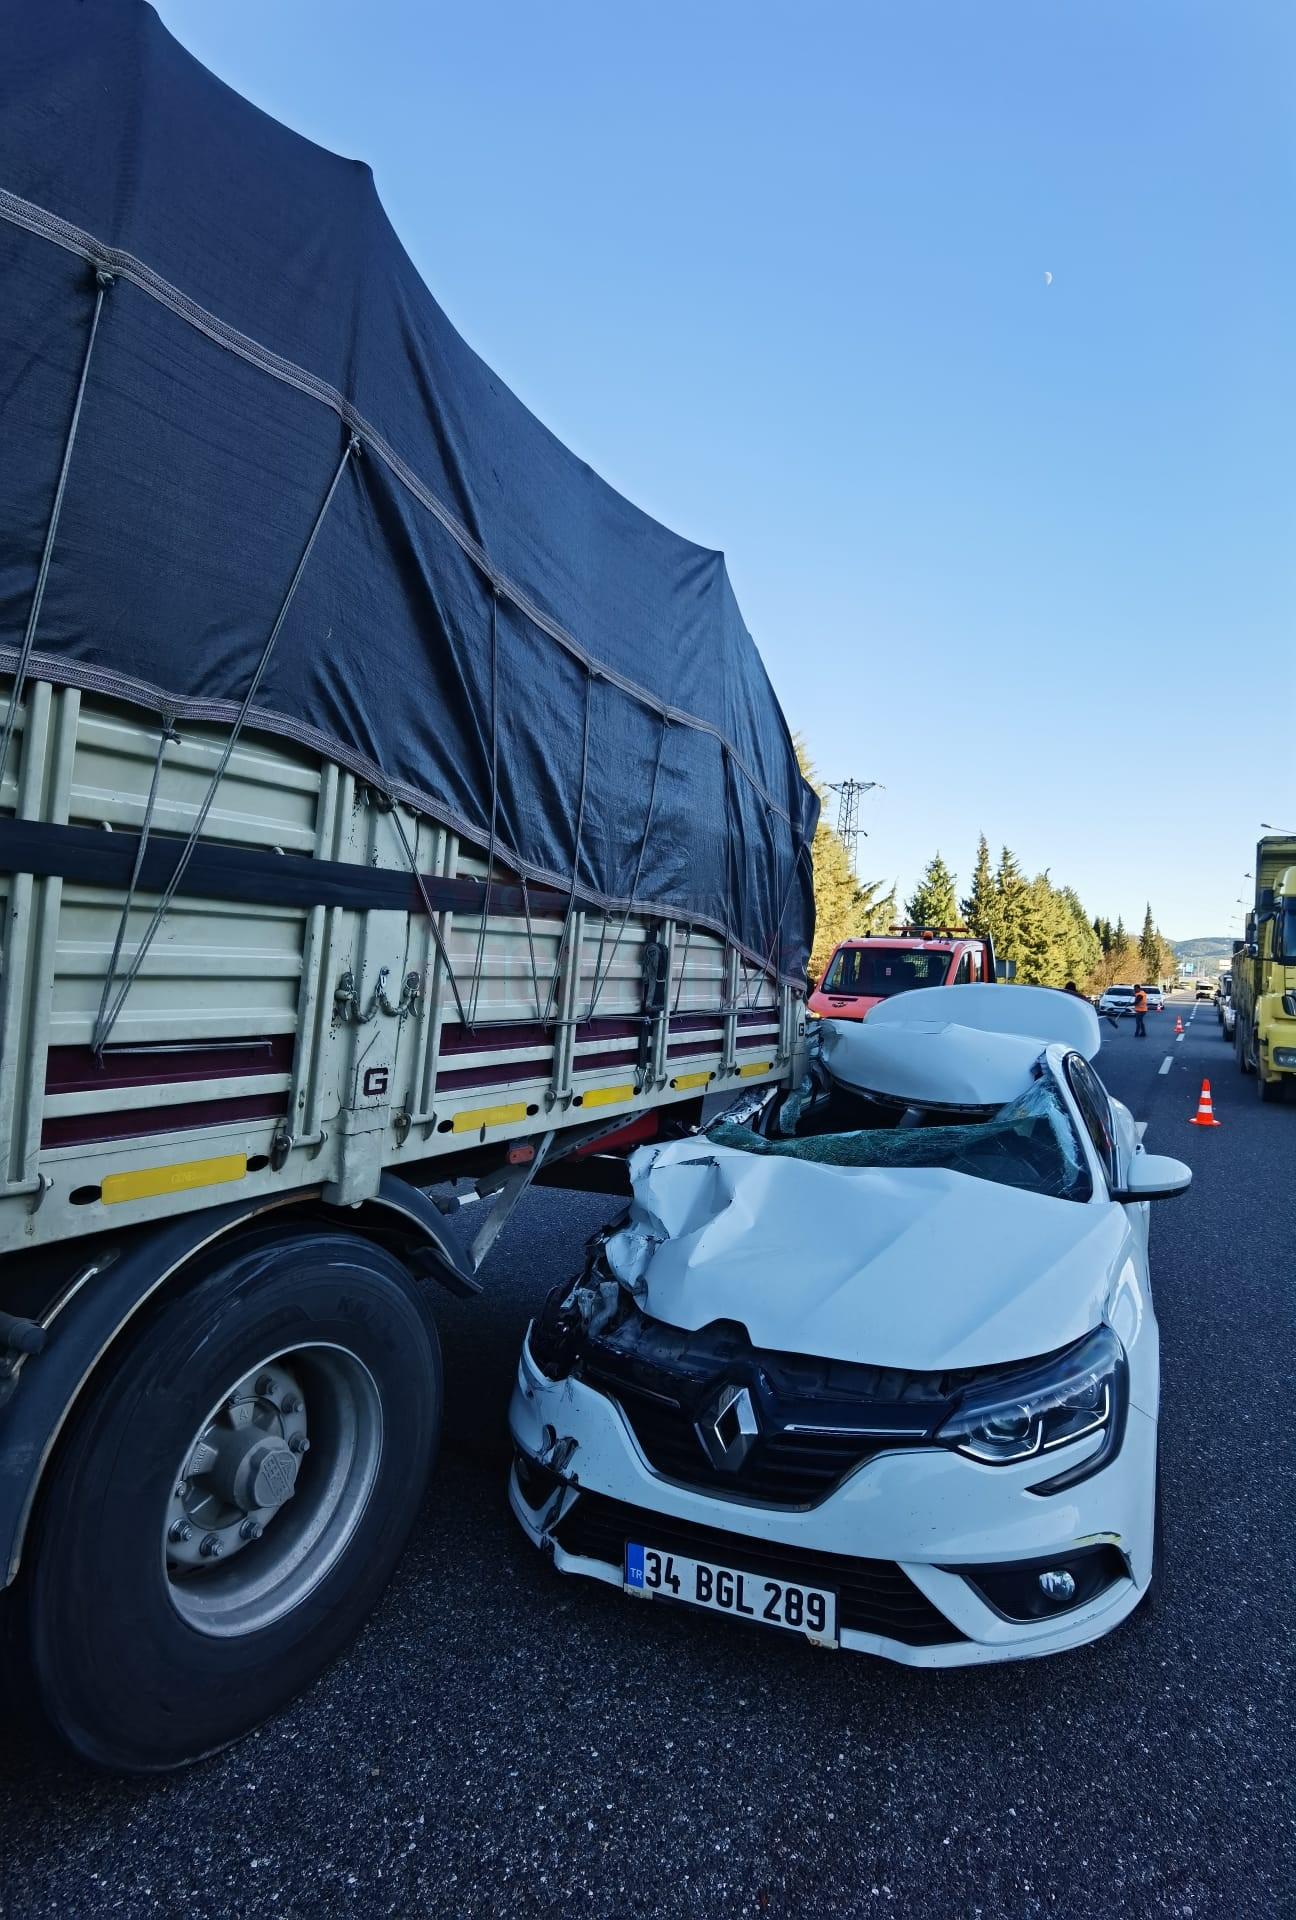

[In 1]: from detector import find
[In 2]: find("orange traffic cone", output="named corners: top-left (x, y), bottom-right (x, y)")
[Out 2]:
top-left (1190, 1080), bottom-right (1220, 1127)
top-left (1174, 1016), bottom-right (1184, 1036)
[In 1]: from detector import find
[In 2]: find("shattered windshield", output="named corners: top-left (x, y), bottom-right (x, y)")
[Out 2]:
top-left (820, 946), bottom-right (951, 997)
top-left (709, 1075), bottom-right (1092, 1202)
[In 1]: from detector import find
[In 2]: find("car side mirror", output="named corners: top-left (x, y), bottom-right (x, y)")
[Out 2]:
top-left (1247, 943), bottom-right (1259, 959)
top-left (1110, 1153), bottom-right (1192, 1203)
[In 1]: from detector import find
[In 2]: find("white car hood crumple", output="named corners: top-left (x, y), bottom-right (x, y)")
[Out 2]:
top-left (605, 1139), bottom-right (1129, 1372)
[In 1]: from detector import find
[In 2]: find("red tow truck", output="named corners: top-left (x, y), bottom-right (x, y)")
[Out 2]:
top-left (808, 925), bottom-right (1002, 1021)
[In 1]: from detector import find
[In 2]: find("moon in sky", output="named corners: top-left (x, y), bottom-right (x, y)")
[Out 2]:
top-left (1044, 271), bottom-right (1053, 286)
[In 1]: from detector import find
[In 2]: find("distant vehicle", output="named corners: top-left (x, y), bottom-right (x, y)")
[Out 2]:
top-left (1216, 973), bottom-right (1232, 1019)
top-left (1221, 996), bottom-right (1237, 1041)
top-left (1143, 987), bottom-right (1165, 1014)
top-left (512, 985), bottom-right (1190, 1668)
top-left (1234, 836), bottom-right (1296, 1100)
top-left (1195, 978), bottom-right (1216, 1002)
top-left (808, 926), bottom-right (1000, 1022)
top-left (1097, 986), bottom-right (1136, 1016)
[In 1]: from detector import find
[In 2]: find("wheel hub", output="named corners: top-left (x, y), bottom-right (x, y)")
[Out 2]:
top-left (166, 1359), bottom-right (308, 1572)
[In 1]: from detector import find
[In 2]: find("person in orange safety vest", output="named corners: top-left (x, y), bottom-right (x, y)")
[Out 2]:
top-left (1133, 984), bottom-right (1148, 1038)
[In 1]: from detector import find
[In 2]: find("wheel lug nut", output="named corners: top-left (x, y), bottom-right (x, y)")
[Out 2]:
top-left (282, 1395), bottom-right (301, 1415)
top-left (239, 1518), bottom-right (263, 1542)
top-left (199, 1533), bottom-right (223, 1559)
top-left (169, 1520), bottom-right (192, 1544)
top-left (255, 1374), bottom-right (276, 1396)
top-left (175, 1480), bottom-right (189, 1499)
top-left (289, 1433), bottom-right (310, 1455)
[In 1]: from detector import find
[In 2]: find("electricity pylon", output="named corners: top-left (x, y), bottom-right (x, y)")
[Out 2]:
top-left (826, 779), bottom-right (881, 876)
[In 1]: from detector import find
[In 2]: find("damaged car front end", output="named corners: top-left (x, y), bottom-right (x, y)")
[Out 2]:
top-left (509, 986), bottom-right (1187, 1666)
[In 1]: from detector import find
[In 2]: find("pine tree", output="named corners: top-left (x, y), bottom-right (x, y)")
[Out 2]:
top-left (962, 835), bottom-right (1004, 951)
top-left (906, 852), bottom-right (959, 929)
top-left (993, 847), bottom-right (1034, 979)
top-left (1139, 904), bottom-right (1160, 981)
top-left (1108, 915), bottom-right (1137, 983)
top-left (1060, 888), bottom-right (1102, 985)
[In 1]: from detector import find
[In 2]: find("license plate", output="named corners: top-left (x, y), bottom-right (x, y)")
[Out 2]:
top-left (624, 1542), bottom-right (837, 1644)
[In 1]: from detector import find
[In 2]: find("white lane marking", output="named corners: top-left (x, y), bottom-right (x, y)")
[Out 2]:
top-left (1159, 1055), bottom-right (1173, 1075)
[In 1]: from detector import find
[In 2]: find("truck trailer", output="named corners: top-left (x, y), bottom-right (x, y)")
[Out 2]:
top-left (0, 3), bottom-right (815, 1769)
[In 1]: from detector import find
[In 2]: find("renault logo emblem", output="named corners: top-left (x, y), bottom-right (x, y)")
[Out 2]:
top-left (698, 1383), bottom-right (759, 1471)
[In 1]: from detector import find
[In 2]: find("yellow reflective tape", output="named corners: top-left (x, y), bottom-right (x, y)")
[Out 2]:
top-left (579, 1084), bottom-right (636, 1109)
top-left (670, 1070), bottom-right (713, 1090)
top-left (738, 1061), bottom-right (774, 1078)
top-left (451, 1101), bottom-right (529, 1134)
top-left (101, 1153), bottom-right (247, 1206)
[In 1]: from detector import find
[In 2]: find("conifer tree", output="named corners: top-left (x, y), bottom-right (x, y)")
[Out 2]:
top-left (963, 835), bottom-right (1004, 951)
top-left (1139, 904), bottom-right (1160, 980)
top-left (905, 852), bottom-right (959, 929)
top-left (995, 846), bottom-right (1029, 942)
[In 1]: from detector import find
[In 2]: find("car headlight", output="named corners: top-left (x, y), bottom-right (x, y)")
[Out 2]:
top-left (937, 1326), bottom-right (1124, 1465)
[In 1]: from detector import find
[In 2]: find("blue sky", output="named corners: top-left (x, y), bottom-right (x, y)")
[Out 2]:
top-left (156, 0), bottom-right (1292, 942)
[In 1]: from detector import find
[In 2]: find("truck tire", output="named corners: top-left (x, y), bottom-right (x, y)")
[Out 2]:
top-left (1237, 1021), bottom-right (1254, 1075)
top-left (9, 1229), bottom-right (441, 1772)
top-left (1257, 1060), bottom-right (1282, 1102)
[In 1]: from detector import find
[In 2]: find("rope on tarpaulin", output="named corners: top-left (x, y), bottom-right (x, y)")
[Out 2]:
top-left (90, 433), bottom-right (361, 1054)
top-left (90, 713), bottom-right (178, 1060)
top-left (384, 801), bottom-right (471, 1034)
top-left (542, 666), bottom-right (594, 1027)
top-left (466, 585), bottom-right (502, 1032)
top-left (0, 267), bottom-right (113, 802)
top-left (584, 713), bottom-right (670, 1028)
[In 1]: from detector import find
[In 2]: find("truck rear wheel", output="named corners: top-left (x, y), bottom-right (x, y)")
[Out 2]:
top-left (11, 1229), bottom-right (441, 1772)
top-left (1237, 1021), bottom-right (1254, 1075)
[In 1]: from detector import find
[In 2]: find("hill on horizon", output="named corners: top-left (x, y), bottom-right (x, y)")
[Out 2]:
top-left (1171, 936), bottom-right (1234, 961)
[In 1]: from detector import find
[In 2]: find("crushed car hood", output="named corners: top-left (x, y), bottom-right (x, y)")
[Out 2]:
top-left (606, 1140), bottom-right (1130, 1372)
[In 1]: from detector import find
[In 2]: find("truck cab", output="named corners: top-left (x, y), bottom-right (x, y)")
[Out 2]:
top-left (808, 925), bottom-right (997, 1022)
top-left (1234, 838), bottom-right (1296, 1101)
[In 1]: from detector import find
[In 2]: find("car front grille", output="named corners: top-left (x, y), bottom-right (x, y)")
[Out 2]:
top-left (552, 1490), bottom-right (963, 1647)
top-left (605, 1383), bottom-right (893, 1506)
top-left (577, 1320), bottom-right (967, 1510)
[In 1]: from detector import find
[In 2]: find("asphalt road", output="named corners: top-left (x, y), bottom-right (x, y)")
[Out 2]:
top-left (0, 988), bottom-right (1291, 1919)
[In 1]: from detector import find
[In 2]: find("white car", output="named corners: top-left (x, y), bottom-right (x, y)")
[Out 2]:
top-left (1221, 996), bottom-right (1237, 1041)
top-left (1143, 986), bottom-right (1165, 1014)
top-left (509, 986), bottom-right (1190, 1667)
top-left (1097, 986), bottom-right (1136, 1016)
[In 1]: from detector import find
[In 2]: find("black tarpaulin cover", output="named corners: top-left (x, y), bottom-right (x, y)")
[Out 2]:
top-left (0, 0), bottom-right (816, 982)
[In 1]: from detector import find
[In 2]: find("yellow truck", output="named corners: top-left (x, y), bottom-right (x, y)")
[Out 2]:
top-left (1232, 837), bottom-right (1296, 1102)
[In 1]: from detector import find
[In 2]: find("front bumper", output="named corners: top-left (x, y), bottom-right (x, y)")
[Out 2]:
top-left (1258, 1008), bottom-right (1296, 1073)
top-left (508, 1333), bottom-right (1155, 1667)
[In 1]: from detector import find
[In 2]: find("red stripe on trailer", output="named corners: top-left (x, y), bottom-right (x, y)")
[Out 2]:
top-left (46, 1036), bottom-right (294, 1094)
top-left (41, 1091), bottom-right (285, 1150)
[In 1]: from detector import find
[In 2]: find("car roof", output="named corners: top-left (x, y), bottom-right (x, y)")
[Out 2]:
top-left (822, 983), bottom-right (1101, 1107)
